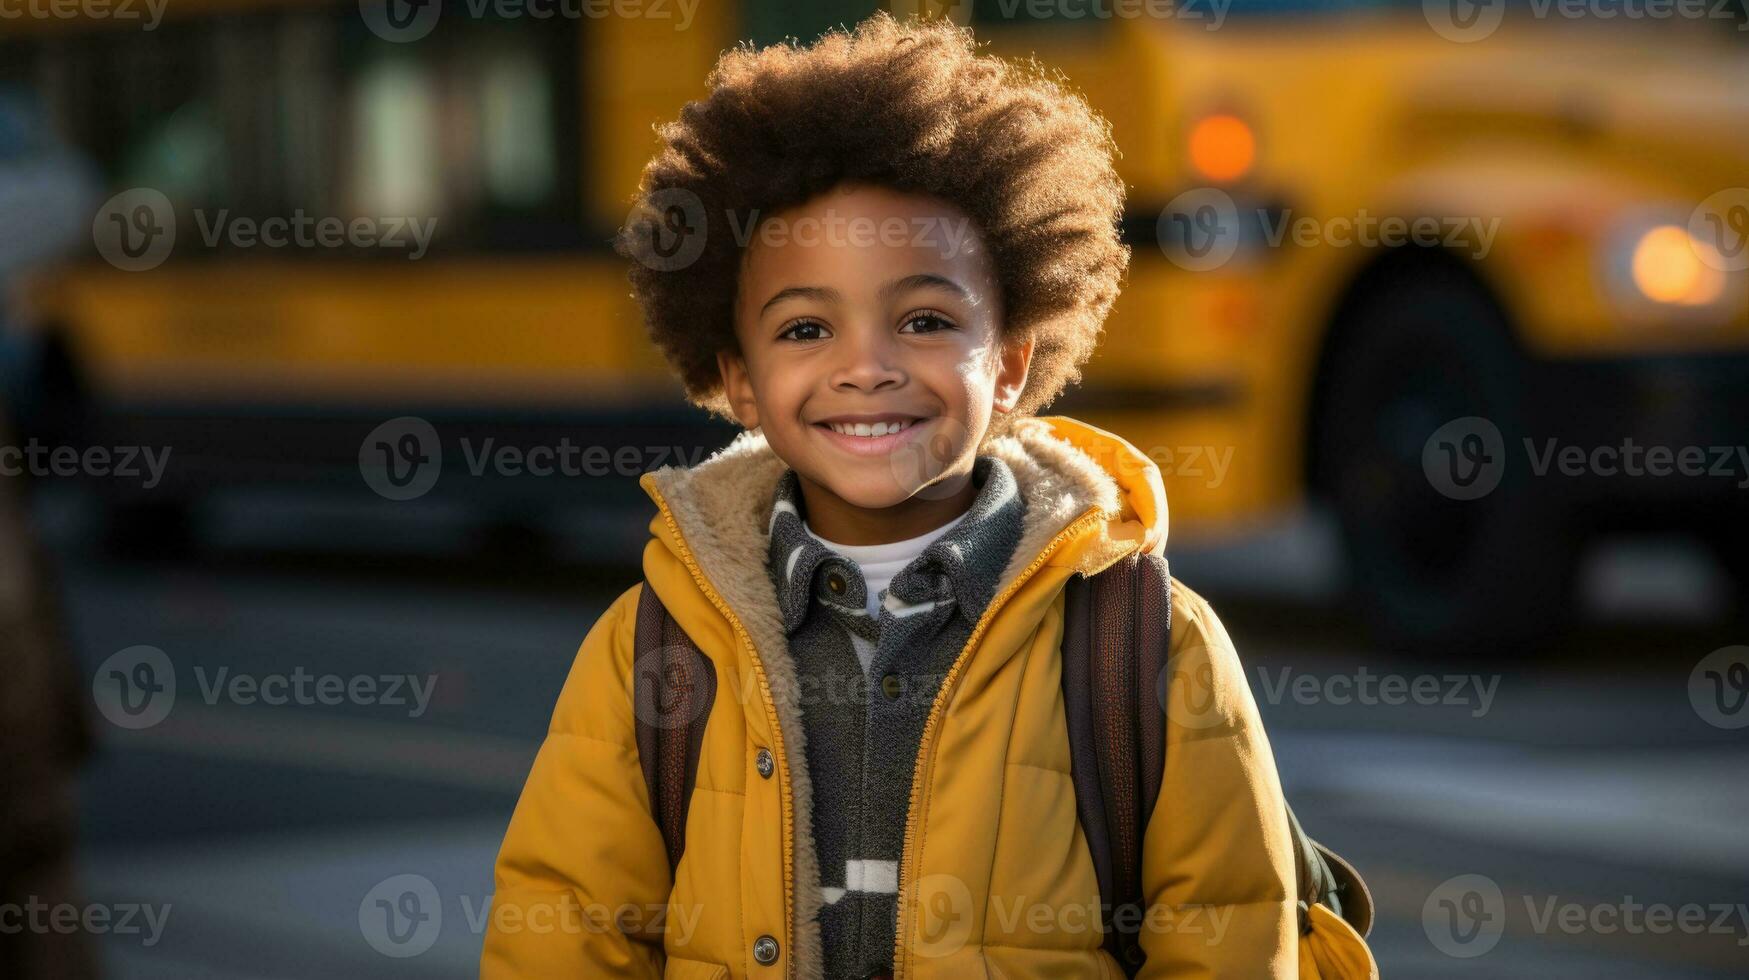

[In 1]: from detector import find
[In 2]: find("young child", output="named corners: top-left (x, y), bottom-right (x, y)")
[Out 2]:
top-left (483, 12), bottom-right (1297, 979)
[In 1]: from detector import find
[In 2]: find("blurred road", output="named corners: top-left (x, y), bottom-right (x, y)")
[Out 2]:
top-left (40, 494), bottom-right (1749, 980)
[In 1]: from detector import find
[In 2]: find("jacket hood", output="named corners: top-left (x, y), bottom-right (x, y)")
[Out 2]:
top-left (639, 415), bottom-right (1167, 622)
top-left (634, 413), bottom-right (1166, 980)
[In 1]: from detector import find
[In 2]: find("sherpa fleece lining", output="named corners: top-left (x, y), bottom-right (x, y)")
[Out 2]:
top-left (643, 416), bottom-right (1144, 980)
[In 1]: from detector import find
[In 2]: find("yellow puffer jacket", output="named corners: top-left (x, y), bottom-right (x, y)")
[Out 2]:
top-left (482, 416), bottom-right (1298, 979)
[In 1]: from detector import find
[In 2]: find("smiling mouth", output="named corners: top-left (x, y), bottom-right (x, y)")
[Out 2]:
top-left (817, 418), bottom-right (919, 437)
top-left (810, 414), bottom-right (929, 455)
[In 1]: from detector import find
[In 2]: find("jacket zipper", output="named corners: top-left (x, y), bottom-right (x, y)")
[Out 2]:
top-left (646, 482), bottom-right (805, 980)
top-left (891, 505), bottom-right (1106, 980)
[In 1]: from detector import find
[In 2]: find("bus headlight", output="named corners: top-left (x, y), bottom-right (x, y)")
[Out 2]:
top-left (1601, 213), bottom-right (1742, 325)
top-left (1629, 224), bottom-right (1726, 307)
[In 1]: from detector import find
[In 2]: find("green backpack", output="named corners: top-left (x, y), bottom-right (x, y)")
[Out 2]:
top-left (632, 551), bottom-right (1374, 977)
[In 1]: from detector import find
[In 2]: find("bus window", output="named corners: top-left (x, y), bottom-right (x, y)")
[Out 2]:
top-left (970, 0), bottom-right (1119, 27)
top-left (6, 1), bottom-right (584, 259)
top-left (741, 0), bottom-right (882, 46)
top-left (337, 12), bottom-right (582, 251)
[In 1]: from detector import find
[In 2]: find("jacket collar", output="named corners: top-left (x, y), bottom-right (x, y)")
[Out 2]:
top-left (641, 416), bottom-right (1167, 627)
top-left (764, 455), bottom-right (1025, 638)
top-left (637, 414), bottom-right (1167, 980)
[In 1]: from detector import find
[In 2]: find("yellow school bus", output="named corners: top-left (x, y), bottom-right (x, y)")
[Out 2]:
top-left (4, 0), bottom-right (1747, 645)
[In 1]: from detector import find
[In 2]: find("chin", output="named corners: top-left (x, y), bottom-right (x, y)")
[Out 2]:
top-left (815, 471), bottom-right (913, 510)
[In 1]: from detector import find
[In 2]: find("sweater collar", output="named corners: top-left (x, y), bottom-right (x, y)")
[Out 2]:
top-left (764, 456), bottom-right (1025, 638)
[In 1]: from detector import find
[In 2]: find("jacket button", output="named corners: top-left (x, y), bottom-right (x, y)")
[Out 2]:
top-left (825, 571), bottom-right (846, 595)
top-left (752, 934), bottom-right (780, 965)
top-left (755, 747), bottom-right (775, 779)
top-left (880, 673), bottom-right (902, 700)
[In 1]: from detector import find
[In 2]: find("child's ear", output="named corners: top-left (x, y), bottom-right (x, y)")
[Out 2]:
top-left (717, 348), bottom-right (761, 429)
top-left (991, 335), bottom-right (1034, 415)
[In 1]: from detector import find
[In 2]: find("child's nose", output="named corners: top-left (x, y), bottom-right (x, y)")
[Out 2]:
top-left (829, 324), bottom-right (905, 392)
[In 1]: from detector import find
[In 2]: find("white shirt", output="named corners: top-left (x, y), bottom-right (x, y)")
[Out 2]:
top-left (804, 511), bottom-right (968, 619)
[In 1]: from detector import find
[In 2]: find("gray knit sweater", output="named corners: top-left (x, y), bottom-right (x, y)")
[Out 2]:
top-left (764, 455), bottom-right (1026, 979)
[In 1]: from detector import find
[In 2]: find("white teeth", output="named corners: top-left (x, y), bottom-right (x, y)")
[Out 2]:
top-left (827, 419), bottom-right (913, 437)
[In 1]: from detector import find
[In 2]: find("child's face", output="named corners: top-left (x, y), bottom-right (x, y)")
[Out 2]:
top-left (719, 182), bottom-right (1032, 518)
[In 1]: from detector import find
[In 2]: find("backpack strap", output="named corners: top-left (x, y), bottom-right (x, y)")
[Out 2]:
top-left (1060, 551), bottom-right (1171, 974)
top-left (632, 581), bottom-right (717, 874)
top-left (1059, 554), bottom-right (1373, 978)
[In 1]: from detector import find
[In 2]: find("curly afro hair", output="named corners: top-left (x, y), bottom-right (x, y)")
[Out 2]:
top-left (615, 10), bottom-right (1130, 421)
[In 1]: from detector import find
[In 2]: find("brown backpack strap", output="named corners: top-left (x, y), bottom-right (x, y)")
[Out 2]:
top-left (1061, 556), bottom-right (1373, 975)
top-left (1060, 552), bottom-right (1171, 976)
top-left (632, 581), bottom-right (717, 874)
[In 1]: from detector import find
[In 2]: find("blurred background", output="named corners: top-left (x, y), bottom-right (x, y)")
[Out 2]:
top-left (2, 0), bottom-right (1748, 976)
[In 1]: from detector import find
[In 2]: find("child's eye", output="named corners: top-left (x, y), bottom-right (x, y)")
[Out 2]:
top-left (778, 320), bottom-right (830, 342)
top-left (899, 310), bottom-right (957, 334)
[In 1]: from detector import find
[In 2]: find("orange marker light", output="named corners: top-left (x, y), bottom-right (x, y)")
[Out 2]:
top-left (1188, 114), bottom-right (1255, 183)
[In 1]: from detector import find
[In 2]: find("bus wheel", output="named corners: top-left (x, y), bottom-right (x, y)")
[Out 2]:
top-left (1316, 258), bottom-right (1576, 655)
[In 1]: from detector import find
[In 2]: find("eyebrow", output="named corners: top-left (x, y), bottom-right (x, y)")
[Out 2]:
top-left (758, 273), bottom-right (969, 317)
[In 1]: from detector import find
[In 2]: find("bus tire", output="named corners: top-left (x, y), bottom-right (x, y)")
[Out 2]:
top-left (1315, 254), bottom-right (1576, 655)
